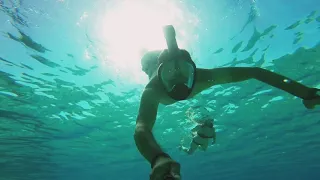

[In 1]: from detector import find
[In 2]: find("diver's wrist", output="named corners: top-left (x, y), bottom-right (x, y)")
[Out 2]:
top-left (304, 88), bottom-right (320, 100)
top-left (150, 152), bottom-right (171, 168)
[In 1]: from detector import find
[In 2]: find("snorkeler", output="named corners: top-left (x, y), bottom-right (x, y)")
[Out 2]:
top-left (179, 118), bottom-right (216, 155)
top-left (134, 25), bottom-right (320, 180)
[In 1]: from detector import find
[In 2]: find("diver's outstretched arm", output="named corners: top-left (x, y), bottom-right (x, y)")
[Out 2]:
top-left (191, 125), bottom-right (201, 132)
top-left (134, 88), bottom-right (164, 164)
top-left (192, 67), bottom-right (319, 107)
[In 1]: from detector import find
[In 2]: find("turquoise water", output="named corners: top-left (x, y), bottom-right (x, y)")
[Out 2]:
top-left (0, 0), bottom-right (320, 179)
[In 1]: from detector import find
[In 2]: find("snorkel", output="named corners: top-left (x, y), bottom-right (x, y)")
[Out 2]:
top-left (158, 25), bottom-right (196, 101)
top-left (163, 25), bottom-right (179, 57)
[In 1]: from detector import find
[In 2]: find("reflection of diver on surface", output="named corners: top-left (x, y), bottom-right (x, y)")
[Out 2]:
top-left (4, 26), bottom-right (50, 53)
top-left (240, 0), bottom-right (259, 33)
top-left (231, 0), bottom-right (260, 39)
top-left (179, 118), bottom-right (216, 155)
top-left (0, 0), bottom-right (28, 27)
top-left (134, 25), bottom-right (320, 180)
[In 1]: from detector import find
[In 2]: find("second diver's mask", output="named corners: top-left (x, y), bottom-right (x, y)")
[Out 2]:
top-left (157, 25), bottom-right (196, 101)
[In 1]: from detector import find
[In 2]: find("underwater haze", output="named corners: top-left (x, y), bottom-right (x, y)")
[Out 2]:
top-left (0, 0), bottom-right (320, 180)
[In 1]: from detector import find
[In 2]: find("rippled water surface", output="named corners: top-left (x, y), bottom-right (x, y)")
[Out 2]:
top-left (0, 0), bottom-right (319, 180)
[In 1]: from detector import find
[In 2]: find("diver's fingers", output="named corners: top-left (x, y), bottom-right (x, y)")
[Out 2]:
top-left (150, 168), bottom-right (166, 180)
top-left (303, 97), bottom-right (320, 109)
top-left (170, 163), bottom-right (181, 178)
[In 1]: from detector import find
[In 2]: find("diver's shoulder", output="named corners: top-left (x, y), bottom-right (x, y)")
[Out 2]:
top-left (145, 77), bottom-right (166, 97)
top-left (145, 77), bottom-right (177, 105)
top-left (141, 50), bottom-right (162, 63)
top-left (143, 50), bottom-right (163, 57)
top-left (145, 76), bottom-right (161, 89)
top-left (142, 81), bottom-right (162, 102)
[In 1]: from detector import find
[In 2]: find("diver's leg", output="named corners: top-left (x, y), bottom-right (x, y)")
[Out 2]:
top-left (199, 140), bottom-right (209, 151)
top-left (187, 141), bottom-right (199, 155)
top-left (191, 67), bottom-right (317, 100)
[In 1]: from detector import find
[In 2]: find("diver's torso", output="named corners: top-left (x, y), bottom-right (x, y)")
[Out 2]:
top-left (193, 126), bottom-right (214, 145)
top-left (197, 126), bottom-right (214, 137)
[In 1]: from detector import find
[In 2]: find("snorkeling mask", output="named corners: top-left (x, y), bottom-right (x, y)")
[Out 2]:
top-left (157, 25), bottom-right (196, 101)
top-left (164, 175), bottom-right (180, 180)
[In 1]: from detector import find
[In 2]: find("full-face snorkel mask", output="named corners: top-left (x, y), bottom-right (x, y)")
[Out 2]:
top-left (157, 25), bottom-right (196, 101)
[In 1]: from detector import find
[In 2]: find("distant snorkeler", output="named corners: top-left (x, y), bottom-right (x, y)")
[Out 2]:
top-left (134, 25), bottom-right (320, 180)
top-left (179, 107), bottom-right (216, 155)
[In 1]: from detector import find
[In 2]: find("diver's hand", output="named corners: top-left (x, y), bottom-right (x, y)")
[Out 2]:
top-left (212, 139), bottom-right (216, 145)
top-left (303, 88), bottom-right (320, 109)
top-left (150, 156), bottom-right (181, 180)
